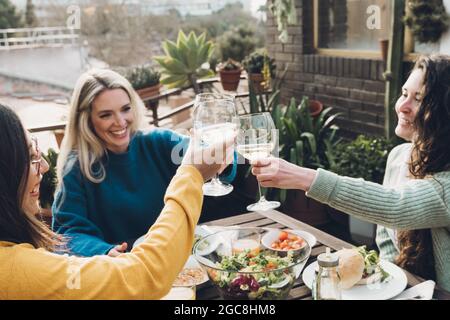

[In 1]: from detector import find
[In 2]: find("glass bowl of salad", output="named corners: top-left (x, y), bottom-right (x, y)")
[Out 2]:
top-left (193, 227), bottom-right (311, 300)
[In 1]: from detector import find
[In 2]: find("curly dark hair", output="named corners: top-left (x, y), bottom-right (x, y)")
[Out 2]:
top-left (396, 54), bottom-right (450, 280)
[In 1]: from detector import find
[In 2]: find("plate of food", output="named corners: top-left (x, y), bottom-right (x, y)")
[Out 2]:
top-left (261, 229), bottom-right (316, 252)
top-left (302, 246), bottom-right (407, 300)
top-left (178, 255), bottom-right (209, 285)
top-left (193, 227), bottom-right (312, 300)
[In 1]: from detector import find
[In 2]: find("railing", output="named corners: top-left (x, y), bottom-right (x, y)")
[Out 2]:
top-left (27, 75), bottom-right (261, 134)
top-left (0, 27), bottom-right (79, 50)
top-left (142, 75), bottom-right (248, 126)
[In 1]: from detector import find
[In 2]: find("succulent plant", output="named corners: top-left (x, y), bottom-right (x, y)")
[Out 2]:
top-left (126, 66), bottom-right (161, 90)
top-left (154, 30), bottom-right (215, 93)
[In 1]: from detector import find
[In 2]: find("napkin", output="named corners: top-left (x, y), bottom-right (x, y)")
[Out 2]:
top-left (393, 280), bottom-right (435, 300)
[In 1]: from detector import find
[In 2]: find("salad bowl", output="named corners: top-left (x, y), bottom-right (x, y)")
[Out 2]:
top-left (193, 227), bottom-right (311, 300)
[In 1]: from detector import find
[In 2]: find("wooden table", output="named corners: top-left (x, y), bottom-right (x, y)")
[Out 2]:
top-left (196, 209), bottom-right (450, 300)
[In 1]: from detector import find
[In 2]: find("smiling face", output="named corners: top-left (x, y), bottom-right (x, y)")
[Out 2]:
top-left (23, 135), bottom-right (49, 216)
top-left (90, 88), bottom-right (134, 154)
top-left (394, 68), bottom-right (425, 141)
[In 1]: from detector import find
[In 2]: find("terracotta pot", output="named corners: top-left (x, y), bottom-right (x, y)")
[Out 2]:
top-left (136, 84), bottom-right (162, 100)
top-left (54, 129), bottom-right (65, 148)
top-left (309, 100), bottom-right (323, 117)
top-left (281, 189), bottom-right (330, 226)
top-left (379, 39), bottom-right (389, 64)
top-left (248, 73), bottom-right (265, 94)
top-left (219, 68), bottom-right (242, 91)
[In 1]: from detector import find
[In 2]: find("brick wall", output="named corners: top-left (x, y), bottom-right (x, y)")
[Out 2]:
top-left (266, 0), bottom-right (387, 137)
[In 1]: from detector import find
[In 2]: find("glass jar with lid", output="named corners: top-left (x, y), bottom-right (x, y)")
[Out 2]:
top-left (312, 248), bottom-right (342, 300)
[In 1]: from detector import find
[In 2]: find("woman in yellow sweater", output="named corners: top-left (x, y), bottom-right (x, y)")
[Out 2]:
top-left (0, 103), bottom-right (234, 299)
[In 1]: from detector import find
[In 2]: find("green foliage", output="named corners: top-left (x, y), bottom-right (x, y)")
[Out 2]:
top-left (217, 25), bottom-right (258, 62)
top-left (248, 88), bottom-right (281, 114)
top-left (243, 50), bottom-right (276, 75)
top-left (246, 59), bottom-right (286, 114)
top-left (217, 58), bottom-right (242, 71)
top-left (0, 0), bottom-right (23, 29)
top-left (330, 135), bottom-right (397, 184)
top-left (181, 3), bottom-right (264, 40)
top-left (268, 96), bottom-right (340, 203)
top-left (39, 149), bottom-right (58, 209)
top-left (25, 0), bottom-right (37, 27)
top-left (126, 66), bottom-right (161, 90)
top-left (404, 0), bottom-right (449, 43)
top-left (154, 30), bottom-right (215, 94)
top-left (268, 0), bottom-right (297, 43)
top-left (273, 96), bottom-right (341, 171)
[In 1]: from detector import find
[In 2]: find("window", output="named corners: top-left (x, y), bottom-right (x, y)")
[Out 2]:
top-left (314, 0), bottom-right (392, 55)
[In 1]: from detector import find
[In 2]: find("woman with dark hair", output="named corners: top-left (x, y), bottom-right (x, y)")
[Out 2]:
top-left (252, 54), bottom-right (450, 291)
top-left (0, 103), bottom-right (234, 299)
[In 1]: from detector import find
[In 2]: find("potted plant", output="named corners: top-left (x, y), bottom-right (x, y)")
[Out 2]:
top-left (216, 59), bottom-right (243, 91)
top-left (268, 96), bottom-right (341, 226)
top-left (39, 148), bottom-right (58, 221)
top-left (126, 65), bottom-right (161, 99)
top-left (243, 50), bottom-right (276, 94)
top-left (404, 0), bottom-right (449, 44)
top-left (155, 30), bottom-right (215, 94)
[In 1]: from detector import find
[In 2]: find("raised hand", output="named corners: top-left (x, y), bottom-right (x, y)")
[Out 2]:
top-left (251, 157), bottom-right (316, 191)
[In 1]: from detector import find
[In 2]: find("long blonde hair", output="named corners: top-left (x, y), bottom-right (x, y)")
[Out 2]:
top-left (57, 69), bottom-right (145, 185)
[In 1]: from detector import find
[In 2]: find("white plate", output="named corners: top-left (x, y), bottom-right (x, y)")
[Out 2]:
top-left (261, 229), bottom-right (317, 249)
top-left (302, 259), bottom-right (407, 300)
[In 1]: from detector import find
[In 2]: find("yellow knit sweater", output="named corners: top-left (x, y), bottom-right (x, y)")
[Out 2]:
top-left (0, 165), bottom-right (203, 299)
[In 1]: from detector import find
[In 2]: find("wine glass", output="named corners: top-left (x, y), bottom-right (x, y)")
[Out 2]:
top-left (237, 112), bottom-right (280, 211)
top-left (193, 93), bottom-right (235, 117)
top-left (193, 97), bottom-right (238, 197)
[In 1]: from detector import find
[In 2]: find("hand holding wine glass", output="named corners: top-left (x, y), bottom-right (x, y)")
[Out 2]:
top-left (193, 96), bottom-right (237, 196)
top-left (236, 112), bottom-right (280, 211)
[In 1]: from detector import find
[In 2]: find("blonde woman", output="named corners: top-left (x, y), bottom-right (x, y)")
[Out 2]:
top-left (53, 69), bottom-right (235, 257)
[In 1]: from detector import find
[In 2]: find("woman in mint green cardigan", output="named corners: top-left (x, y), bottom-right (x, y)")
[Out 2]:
top-left (252, 55), bottom-right (450, 292)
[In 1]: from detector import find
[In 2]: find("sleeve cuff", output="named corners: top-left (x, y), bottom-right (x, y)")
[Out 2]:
top-left (306, 168), bottom-right (340, 204)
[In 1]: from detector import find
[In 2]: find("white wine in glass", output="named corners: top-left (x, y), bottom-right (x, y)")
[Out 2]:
top-left (193, 97), bottom-right (237, 197)
top-left (237, 112), bottom-right (280, 211)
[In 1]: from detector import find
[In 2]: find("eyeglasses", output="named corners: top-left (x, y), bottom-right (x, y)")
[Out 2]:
top-left (30, 136), bottom-right (43, 176)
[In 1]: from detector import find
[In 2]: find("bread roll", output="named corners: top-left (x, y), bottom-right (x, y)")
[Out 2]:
top-left (336, 248), bottom-right (365, 289)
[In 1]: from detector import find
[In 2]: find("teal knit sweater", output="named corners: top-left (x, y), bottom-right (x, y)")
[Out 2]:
top-left (307, 143), bottom-right (450, 292)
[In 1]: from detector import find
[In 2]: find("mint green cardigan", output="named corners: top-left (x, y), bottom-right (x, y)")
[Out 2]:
top-left (307, 143), bottom-right (450, 292)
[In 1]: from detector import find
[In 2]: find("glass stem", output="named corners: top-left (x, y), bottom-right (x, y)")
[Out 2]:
top-left (258, 182), bottom-right (266, 202)
top-left (211, 174), bottom-right (219, 184)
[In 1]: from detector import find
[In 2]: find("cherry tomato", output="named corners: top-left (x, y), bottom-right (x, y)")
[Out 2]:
top-left (279, 231), bottom-right (288, 241)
